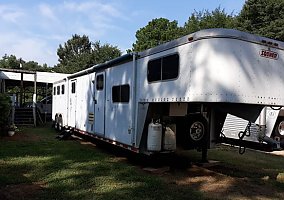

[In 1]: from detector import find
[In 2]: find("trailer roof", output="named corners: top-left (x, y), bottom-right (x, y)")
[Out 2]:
top-left (67, 53), bottom-right (133, 79)
top-left (139, 28), bottom-right (284, 58)
top-left (66, 28), bottom-right (284, 80)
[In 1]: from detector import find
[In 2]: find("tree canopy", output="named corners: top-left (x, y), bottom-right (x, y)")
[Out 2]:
top-left (183, 7), bottom-right (237, 35)
top-left (0, 54), bottom-right (51, 72)
top-left (0, 55), bottom-right (20, 69)
top-left (132, 8), bottom-right (238, 52)
top-left (54, 34), bottom-right (121, 73)
top-left (237, 0), bottom-right (284, 41)
top-left (132, 18), bottom-right (183, 52)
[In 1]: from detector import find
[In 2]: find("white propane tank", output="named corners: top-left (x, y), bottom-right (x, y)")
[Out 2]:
top-left (147, 121), bottom-right (162, 151)
top-left (163, 124), bottom-right (176, 151)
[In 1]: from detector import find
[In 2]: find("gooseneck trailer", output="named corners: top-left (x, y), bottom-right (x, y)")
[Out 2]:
top-left (52, 29), bottom-right (284, 157)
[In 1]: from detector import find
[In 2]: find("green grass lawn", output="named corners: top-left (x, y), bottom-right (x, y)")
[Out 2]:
top-left (0, 126), bottom-right (204, 200)
top-left (1, 125), bottom-right (284, 200)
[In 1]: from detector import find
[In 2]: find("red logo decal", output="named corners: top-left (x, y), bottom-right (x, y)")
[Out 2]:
top-left (259, 49), bottom-right (279, 60)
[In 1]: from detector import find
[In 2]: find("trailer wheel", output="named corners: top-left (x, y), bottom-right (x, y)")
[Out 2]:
top-left (58, 116), bottom-right (63, 132)
top-left (273, 117), bottom-right (284, 139)
top-left (186, 115), bottom-right (208, 146)
top-left (54, 115), bottom-right (59, 131)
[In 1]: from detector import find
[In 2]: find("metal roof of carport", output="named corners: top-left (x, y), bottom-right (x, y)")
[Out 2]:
top-left (0, 68), bottom-right (69, 86)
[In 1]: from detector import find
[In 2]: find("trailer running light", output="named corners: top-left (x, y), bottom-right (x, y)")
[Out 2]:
top-left (188, 37), bottom-right (194, 42)
top-left (261, 40), bottom-right (279, 47)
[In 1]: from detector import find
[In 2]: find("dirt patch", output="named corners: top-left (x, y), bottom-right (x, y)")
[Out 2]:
top-left (0, 182), bottom-right (45, 200)
top-left (162, 165), bottom-right (284, 200)
top-left (74, 136), bottom-right (284, 200)
top-left (269, 150), bottom-right (284, 157)
top-left (0, 132), bottom-right (40, 142)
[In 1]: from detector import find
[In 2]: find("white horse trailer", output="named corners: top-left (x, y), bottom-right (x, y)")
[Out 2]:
top-left (52, 28), bottom-right (284, 157)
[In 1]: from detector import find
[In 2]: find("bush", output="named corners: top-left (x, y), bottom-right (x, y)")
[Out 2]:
top-left (0, 93), bottom-right (11, 131)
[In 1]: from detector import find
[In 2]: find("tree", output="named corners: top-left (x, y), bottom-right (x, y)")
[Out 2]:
top-left (55, 35), bottom-right (121, 73)
top-left (237, 0), bottom-right (284, 41)
top-left (0, 55), bottom-right (21, 69)
top-left (22, 61), bottom-right (41, 71)
top-left (56, 34), bottom-right (93, 73)
top-left (132, 18), bottom-right (183, 52)
top-left (0, 54), bottom-right (52, 72)
top-left (183, 7), bottom-right (237, 35)
top-left (91, 41), bottom-right (121, 64)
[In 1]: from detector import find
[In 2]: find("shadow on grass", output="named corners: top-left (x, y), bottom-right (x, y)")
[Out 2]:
top-left (0, 126), bottom-right (203, 200)
top-left (1, 125), bottom-right (284, 199)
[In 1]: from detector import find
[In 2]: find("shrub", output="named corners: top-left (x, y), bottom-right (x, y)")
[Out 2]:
top-left (0, 93), bottom-right (11, 130)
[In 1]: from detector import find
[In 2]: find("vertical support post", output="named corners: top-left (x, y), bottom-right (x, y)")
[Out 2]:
top-left (20, 72), bottom-right (23, 107)
top-left (258, 107), bottom-right (267, 140)
top-left (45, 82), bottom-right (48, 123)
top-left (131, 53), bottom-right (137, 146)
top-left (33, 73), bottom-right (37, 127)
top-left (3, 79), bottom-right (5, 93)
top-left (11, 94), bottom-right (16, 125)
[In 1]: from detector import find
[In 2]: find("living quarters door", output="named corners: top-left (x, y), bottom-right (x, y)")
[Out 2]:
top-left (68, 79), bottom-right (77, 128)
top-left (94, 72), bottom-right (106, 136)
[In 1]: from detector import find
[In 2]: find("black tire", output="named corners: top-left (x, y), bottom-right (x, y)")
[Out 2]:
top-left (58, 117), bottom-right (63, 132)
top-left (273, 117), bottom-right (284, 140)
top-left (54, 115), bottom-right (59, 131)
top-left (186, 115), bottom-right (208, 147)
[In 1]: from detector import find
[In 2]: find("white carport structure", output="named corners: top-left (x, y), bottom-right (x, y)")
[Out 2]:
top-left (0, 68), bottom-right (69, 126)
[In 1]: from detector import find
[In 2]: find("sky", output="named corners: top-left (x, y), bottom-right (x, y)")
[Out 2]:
top-left (0, 0), bottom-right (246, 67)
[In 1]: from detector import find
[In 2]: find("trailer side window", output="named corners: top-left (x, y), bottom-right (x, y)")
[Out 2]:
top-left (96, 74), bottom-right (104, 90)
top-left (147, 53), bottom-right (179, 82)
top-left (112, 84), bottom-right (130, 103)
top-left (53, 87), bottom-right (56, 95)
top-left (71, 82), bottom-right (76, 93)
top-left (148, 59), bottom-right (161, 82)
top-left (61, 85), bottom-right (65, 95)
top-left (57, 86), bottom-right (60, 95)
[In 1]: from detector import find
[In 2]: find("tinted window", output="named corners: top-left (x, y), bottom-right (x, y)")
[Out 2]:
top-left (61, 85), bottom-right (65, 95)
top-left (53, 87), bottom-right (56, 95)
top-left (162, 54), bottom-right (179, 80)
top-left (147, 53), bottom-right (179, 82)
top-left (112, 86), bottom-right (120, 103)
top-left (120, 85), bottom-right (130, 103)
top-left (96, 74), bottom-right (104, 90)
top-left (147, 58), bottom-right (161, 82)
top-left (112, 84), bottom-right (130, 103)
top-left (71, 82), bottom-right (76, 94)
top-left (57, 86), bottom-right (60, 95)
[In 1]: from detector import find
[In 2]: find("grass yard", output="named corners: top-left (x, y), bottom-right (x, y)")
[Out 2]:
top-left (1, 125), bottom-right (284, 200)
top-left (0, 125), bottom-right (203, 200)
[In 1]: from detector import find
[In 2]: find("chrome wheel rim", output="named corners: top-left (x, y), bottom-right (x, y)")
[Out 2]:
top-left (278, 121), bottom-right (284, 136)
top-left (189, 121), bottom-right (204, 141)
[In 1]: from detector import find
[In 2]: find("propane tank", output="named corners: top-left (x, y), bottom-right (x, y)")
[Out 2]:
top-left (163, 124), bottom-right (176, 151)
top-left (147, 121), bottom-right (162, 151)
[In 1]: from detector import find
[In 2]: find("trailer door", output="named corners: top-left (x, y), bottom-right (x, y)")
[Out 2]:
top-left (94, 72), bottom-right (106, 136)
top-left (105, 63), bottom-right (133, 146)
top-left (69, 79), bottom-right (77, 127)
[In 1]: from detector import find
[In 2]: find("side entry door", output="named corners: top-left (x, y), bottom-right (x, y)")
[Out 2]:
top-left (94, 72), bottom-right (106, 136)
top-left (69, 79), bottom-right (77, 128)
